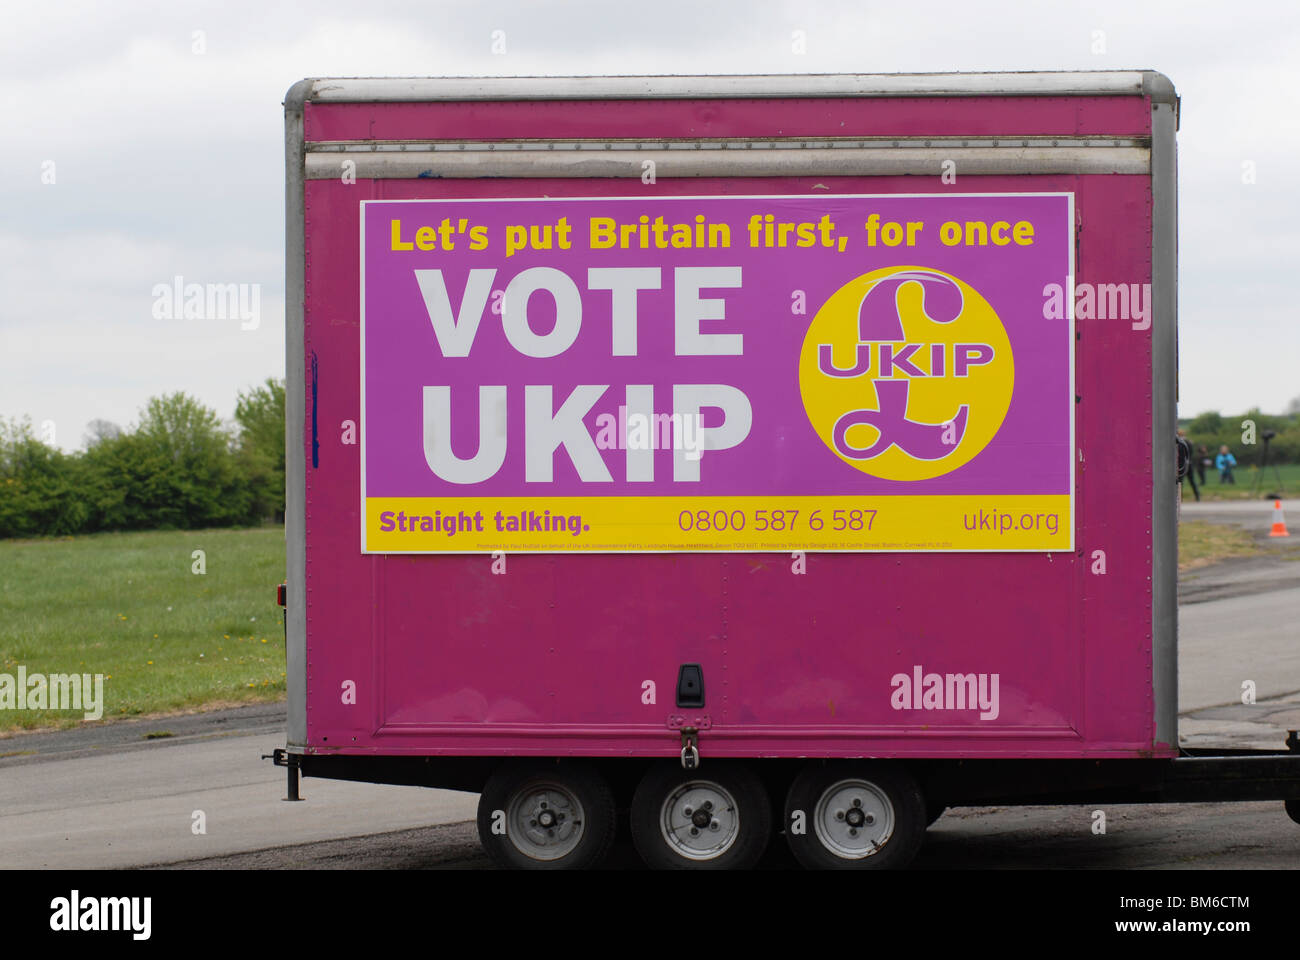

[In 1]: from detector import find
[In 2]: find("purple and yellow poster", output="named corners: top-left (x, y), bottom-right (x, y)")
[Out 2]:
top-left (360, 194), bottom-right (1074, 553)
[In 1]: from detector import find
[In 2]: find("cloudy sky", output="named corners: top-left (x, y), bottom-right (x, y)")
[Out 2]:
top-left (2, 0), bottom-right (1296, 451)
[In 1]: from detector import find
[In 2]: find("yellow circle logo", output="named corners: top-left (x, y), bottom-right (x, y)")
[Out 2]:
top-left (798, 266), bottom-right (1014, 481)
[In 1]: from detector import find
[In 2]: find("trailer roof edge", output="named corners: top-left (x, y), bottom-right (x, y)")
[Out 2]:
top-left (285, 71), bottom-right (1176, 105)
top-left (284, 77), bottom-right (317, 118)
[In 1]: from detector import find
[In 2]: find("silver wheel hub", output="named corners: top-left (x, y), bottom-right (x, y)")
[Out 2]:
top-left (660, 781), bottom-right (740, 860)
top-left (814, 779), bottom-right (895, 859)
top-left (507, 782), bottom-right (585, 861)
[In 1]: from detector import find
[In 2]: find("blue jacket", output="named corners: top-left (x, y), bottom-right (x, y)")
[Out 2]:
top-left (1215, 452), bottom-right (1237, 470)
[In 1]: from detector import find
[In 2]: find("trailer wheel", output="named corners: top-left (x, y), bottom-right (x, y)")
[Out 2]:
top-left (784, 763), bottom-right (926, 870)
top-left (630, 761), bottom-right (771, 870)
top-left (1286, 798), bottom-right (1300, 825)
top-left (476, 761), bottom-right (616, 870)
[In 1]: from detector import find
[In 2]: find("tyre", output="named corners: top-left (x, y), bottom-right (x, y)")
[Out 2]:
top-left (630, 761), bottom-right (771, 870)
top-left (783, 762), bottom-right (927, 870)
top-left (476, 761), bottom-right (616, 869)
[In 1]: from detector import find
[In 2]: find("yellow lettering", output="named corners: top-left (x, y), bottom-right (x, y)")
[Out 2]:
top-left (590, 217), bottom-right (615, 249)
top-left (505, 225), bottom-right (527, 258)
top-left (390, 219), bottom-right (413, 251)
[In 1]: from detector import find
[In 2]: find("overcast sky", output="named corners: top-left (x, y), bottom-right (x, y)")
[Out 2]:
top-left (2, 0), bottom-right (1296, 451)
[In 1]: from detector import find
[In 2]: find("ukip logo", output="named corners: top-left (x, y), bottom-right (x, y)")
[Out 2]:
top-left (798, 266), bottom-right (1014, 481)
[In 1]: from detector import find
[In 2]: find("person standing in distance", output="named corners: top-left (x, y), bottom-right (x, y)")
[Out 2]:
top-left (1215, 444), bottom-right (1237, 484)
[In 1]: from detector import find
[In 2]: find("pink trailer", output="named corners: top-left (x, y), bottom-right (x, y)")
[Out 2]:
top-left (277, 72), bottom-right (1300, 869)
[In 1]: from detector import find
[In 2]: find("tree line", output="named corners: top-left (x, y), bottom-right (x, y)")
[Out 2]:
top-left (1179, 406), bottom-right (1300, 466)
top-left (0, 380), bottom-right (284, 539)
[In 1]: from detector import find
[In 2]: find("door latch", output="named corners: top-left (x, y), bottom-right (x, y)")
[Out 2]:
top-left (680, 726), bottom-right (700, 770)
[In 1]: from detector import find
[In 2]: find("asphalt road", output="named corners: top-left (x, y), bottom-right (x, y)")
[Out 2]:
top-left (2, 499), bottom-right (1296, 870)
top-left (6, 701), bottom-right (1293, 870)
top-left (0, 707), bottom-right (476, 869)
top-left (160, 801), bottom-right (1300, 870)
top-left (1176, 498), bottom-right (1300, 753)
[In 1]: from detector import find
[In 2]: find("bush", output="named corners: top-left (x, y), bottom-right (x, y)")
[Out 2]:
top-left (0, 382), bottom-right (285, 539)
top-left (234, 378), bottom-right (286, 524)
top-left (0, 419), bottom-right (89, 537)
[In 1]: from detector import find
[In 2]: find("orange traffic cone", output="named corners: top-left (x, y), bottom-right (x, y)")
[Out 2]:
top-left (1268, 500), bottom-right (1290, 538)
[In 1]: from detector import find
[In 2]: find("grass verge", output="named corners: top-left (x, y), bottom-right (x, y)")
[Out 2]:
top-left (1177, 519), bottom-right (1259, 571)
top-left (0, 526), bottom-right (284, 733)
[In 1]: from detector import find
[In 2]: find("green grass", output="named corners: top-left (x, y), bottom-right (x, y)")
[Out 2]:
top-left (1177, 520), bottom-right (1259, 571)
top-left (1186, 462), bottom-right (1300, 501)
top-left (0, 527), bottom-right (285, 733)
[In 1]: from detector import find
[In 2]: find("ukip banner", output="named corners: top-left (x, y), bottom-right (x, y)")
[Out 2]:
top-left (360, 193), bottom-right (1075, 553)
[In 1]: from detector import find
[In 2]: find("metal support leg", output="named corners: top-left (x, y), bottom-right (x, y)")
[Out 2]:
top-left (263, 748), bottom-right (305, 801)
top-left (286, 754), bottom-right (302, 801)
